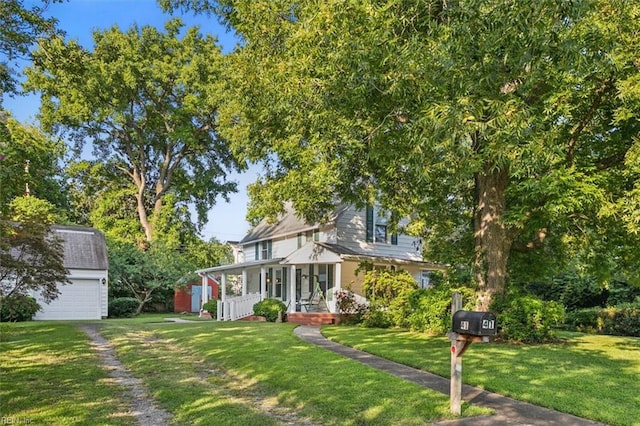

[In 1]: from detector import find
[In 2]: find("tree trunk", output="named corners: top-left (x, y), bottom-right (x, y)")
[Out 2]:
top-left (473, 163), bottom-right (512, 311)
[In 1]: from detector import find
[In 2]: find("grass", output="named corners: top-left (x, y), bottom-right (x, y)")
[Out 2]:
top-left (4, 317), bottom-right (636, 425)
top-left (1, 318), bottom-right (488, 425)
top-left (321, 326), bottom-right (640, 426)
top-left (99, 320), bottom-right (487, 425)
top-left (0, 322), bottom-right (135, 425)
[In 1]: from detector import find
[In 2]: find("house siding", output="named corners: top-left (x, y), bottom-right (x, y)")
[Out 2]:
top-left (335, 205), bottom-right (422, 261)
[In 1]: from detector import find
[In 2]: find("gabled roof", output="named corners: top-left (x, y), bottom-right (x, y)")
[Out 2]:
top-left (240, 203), bottom-right (351, 244)
top-left (52, 225), bottom-right (109, 270)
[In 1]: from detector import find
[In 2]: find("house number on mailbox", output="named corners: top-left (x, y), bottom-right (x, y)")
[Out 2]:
top-left (482, 319), bottom-right (495, 329)
top-left (460, 320), bottom-right (469, 330)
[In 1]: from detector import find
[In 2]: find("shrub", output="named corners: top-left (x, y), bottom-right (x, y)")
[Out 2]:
top-left (253, 298), bottom-right (287, 322)
top-left (202, 300), bottom-right (217, 318)
top-left (335, 289), bottom-right (368, 325)
top-left (362, 270), bottom-right (418, 307)
top-left (362, 308), bottom-right (393, 328)
top-left (566, 302), bottom-right (640, 337)
top-left (565, 307), bottom-right (600, 332)
top-left (108, 297), bottom-right (139, 318)
top-left (0, 295), bottom-right (40, 322)
top-left (606, 281), bottom-right (640, 307)
top-left (492, 295), bottom-right (565, 343)
top-left (401, 286), bottom-right (477, 334)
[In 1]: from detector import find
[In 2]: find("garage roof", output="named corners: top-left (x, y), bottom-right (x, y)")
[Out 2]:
top-left (53, 225), bottom-right (109, 270)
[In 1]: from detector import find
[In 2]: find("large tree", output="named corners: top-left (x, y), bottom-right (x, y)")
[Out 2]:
top-left (165, 0), bottom-right (640, 308)
top-left (24, 19), bottom-right (242, 243)
top-left (0, 0), bottom-right (62, 99)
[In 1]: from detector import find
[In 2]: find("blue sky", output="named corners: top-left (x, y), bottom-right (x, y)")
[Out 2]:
top-left (4, 0), bottom-right (257, 243)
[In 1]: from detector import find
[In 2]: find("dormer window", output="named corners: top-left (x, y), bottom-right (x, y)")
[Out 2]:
top-left (366, 205), bottom-right (398, 245)
top-left (255, 240), bottom-right (273, 260)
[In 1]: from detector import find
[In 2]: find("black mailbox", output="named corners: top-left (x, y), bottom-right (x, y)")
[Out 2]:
top-left (452, 310), bottom-right (497, 336)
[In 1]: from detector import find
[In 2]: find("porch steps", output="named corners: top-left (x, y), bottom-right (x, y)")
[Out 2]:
top-left (287, 312), bottom-right (339, 326)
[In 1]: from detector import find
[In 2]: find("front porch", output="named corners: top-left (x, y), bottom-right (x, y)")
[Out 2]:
top-left (196, 257), bottom-right (343, 321)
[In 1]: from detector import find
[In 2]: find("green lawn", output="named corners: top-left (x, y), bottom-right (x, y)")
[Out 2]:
top-left (0, 322), bottom-right (135, 425)
top-left (3, 318), bottom-right (637, 426)
top-left (1, 319), bottom-right (487, 425)
top-left (99, 320), bottom-right (485, 425)
top-left (322, 326), bottom-right (640, 426)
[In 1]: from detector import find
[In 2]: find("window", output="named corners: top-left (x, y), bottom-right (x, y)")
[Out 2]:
top-left (313, 228), bottom-right (320, 241)
top-left (261, 240), bottom-right (272, 259)
top-left (297, 232), bottom-right (303, 248)
top-left (366, 206), bottom-right (374, 242)
top-left (420, 271), bottom-right (431, 289)
top-left (366, 205), bottom-right (397, 244)
top-left (391, 232), bottom-right (398, 245)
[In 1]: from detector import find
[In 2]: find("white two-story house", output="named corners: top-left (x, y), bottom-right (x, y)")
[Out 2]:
top-left (195, 203), bottom-right (445, 323)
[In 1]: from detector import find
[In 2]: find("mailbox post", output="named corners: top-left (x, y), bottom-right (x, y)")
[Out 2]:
top-left (447, 293), bottom-right (497, 415)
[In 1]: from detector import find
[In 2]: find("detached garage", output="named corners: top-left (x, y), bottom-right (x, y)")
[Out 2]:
top-left (32, 225), bottom-right (109, 320)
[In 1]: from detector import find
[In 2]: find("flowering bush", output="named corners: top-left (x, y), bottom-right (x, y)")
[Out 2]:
top-left (335, 289), bottom-right (368, 325)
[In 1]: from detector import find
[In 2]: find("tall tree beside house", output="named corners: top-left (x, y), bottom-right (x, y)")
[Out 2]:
top-left (164, 0), bottom-right (640, 308)
top-left (24, 19), bottom-right (243, 243)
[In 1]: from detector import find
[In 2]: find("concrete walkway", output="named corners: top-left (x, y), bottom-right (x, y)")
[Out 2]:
top-left (294, 326), bottom-right (606, 426)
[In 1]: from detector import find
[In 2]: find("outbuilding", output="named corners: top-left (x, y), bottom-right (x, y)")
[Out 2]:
top-left (32, 225), bottom-right (109, 320)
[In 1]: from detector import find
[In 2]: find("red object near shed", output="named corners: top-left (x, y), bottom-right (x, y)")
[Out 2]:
top-left (174, 277), bottom-right (220, 313)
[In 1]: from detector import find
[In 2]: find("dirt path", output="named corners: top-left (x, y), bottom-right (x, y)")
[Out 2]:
top-left (78, 324), bottom-right (173, 426)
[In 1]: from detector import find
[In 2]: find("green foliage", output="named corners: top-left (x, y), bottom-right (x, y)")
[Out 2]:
top-left (0, 116), bottom-right (69, 218)
top-left (0, 0), bottom-right (61, 97)
top-left (566, 302), bottom-right (640, 337)
top-left (0, 295), bottom-right (40, 322)
top-left (335, 288), bottom-right (368, 325)
top-left (360, 270), bottom-right (417, 329)
top-left (164, 0), bottom-right (640, 309)
top-left (362, 270), bottom-right (417, 308)
top-left (0, 218), bottom-right (69, 303)
top-left (361, 308), bottom-right (392, 329)
top-left (523, 273), bottom-right (640, 311)
top-left (492, 295), bottom-right (566, 343)
top-left (401, 285), bottom-right (477, 334)
top-left (24, 19), bottom-right (242, 243)
top-left (108, 297), bottom-right (139, 318)
top-left (108, 239), bottom-right (193, 314)
top-left (606, 281), bottom-right (640, 307)
top-left (522, 273), bottom-right (607, 312)
top-left (252, 298), bottom-right (287, 322)
top-left (202, 300), bottom-right (217, 317)
top-left (9, 196), bottom-right (62, 225)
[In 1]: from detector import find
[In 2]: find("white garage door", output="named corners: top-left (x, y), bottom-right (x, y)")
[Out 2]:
top-left (34, 279), bottom-right (101, 320)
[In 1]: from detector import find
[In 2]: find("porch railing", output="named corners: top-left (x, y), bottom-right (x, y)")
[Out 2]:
top-left (217, 292), bottom-right (262, 321)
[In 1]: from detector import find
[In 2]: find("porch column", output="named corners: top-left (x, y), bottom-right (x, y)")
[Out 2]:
top-left (289, 265), bottom-right (297, 313)
top-left (200, 274), bottom-right (208, 310)
top-left (242, 269), bottom-right (248, 296)
top-left (221, 273), bottom-right (227, 302)
top-left (334, 262), bottom-right (342, 293)
top-left (260, 266), bottom-right (267, 300)
top-left (332, 262), bottom-right (342, 314)
top-left (221, 273), bottom-right (227, 300)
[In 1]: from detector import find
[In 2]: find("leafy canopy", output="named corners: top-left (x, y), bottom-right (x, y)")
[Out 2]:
top-left (25, 19), bottom-right (243, 242)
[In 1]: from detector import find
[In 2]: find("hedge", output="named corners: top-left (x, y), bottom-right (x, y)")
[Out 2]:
top-left (566, 303), bottom-right (640, 337)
